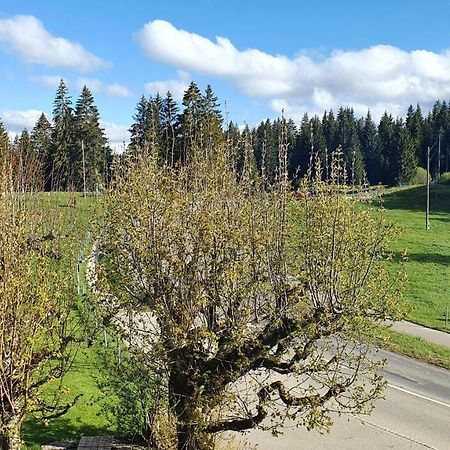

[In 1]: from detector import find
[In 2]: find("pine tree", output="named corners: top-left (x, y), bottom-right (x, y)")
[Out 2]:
top-left (322, 109), bottom-right (338, 156)
top-left (406, 104), bottom-right (424, 170)
top-left (336, 107), bottom-right (365, 183)
top-left (309, 115), bottom-right (327, 177)
top-left (0, 119), bottom-right (8, 148)
top-left (180, 81), bottom-right (203, 161)
top-left (396, 120), bottom-right (417, 184)
top-left (31, 113), bottom-right (52, 187)
top-left (290, 113), bottom-right (311, 180)
top-left (18, 129), bottom-right (32, 156)
top-left (359, 111), bottom-right (381, 184)
top-left (202, 84), bottom-right (223, 151)
top-left (162, 91), bottom-right (180, 166)
top-left (129, 96), bottom-right (149, 154)
top-left (147, 94), bottom-right (165, 159)
top-left (50, 79), bottom-right (73, 190)
top-left (254, 119), bottom-right (277, 181)
top-left (73, 85), bottom-right (109, 191)
top-left (377, 112), bottom-right (396, 185)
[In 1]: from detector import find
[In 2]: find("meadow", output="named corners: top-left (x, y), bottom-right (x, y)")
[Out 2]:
top-left (375, 184), bottom-right (450, 331)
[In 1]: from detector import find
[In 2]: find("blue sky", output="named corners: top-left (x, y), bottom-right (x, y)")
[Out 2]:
top-left (1, 0), bottom-right (450, 148)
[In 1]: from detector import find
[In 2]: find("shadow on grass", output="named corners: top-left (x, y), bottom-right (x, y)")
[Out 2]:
top-left (22, 417), bottom-right (113, 446)
top-left (389, 251), bottom-right (450, 266)
top-left (375, 185), bottom-right (450, 214)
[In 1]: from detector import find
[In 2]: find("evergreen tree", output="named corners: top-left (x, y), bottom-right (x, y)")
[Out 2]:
top-left (225, 120), bottom-right (241, 172)
top-left (406, 104), bottom-right (424, 170)
top-left (51, 79), bottom-right (73, 190)
top-left (0, 118), bottom-right (8, 149)
top-left (309, 115), bottom-right (327, 177)
top-left (146, 94), bottom-right (165, 158)
top-left (73, 85), bottom-right (109, 191)
top-left (322, 109), bottom-right (338, 152)
top-left (377, 112), bottom-right (396, 185)
top-left (31, 113), bottom-right (52, 185)
top-left (290, 113), bottom-right (311, 180)
top-left (202, 84), bottom-right (223, 150)
top-left (129, 95), bottom-right (149, 154)
top-left (162, 91), bottom-right (180, 166)
top-left (180, 81), bottom-right (203, 160)
top-left (395, 119), bottom-right (417, 184)
top-left (18, 129), bottom-right (32, 156)
top-left (359, 111), bottom-right (381, 184)
top-left (254, 119), bottom-right (277, 181)
top-left (336, 108), bottom-right (365, 183)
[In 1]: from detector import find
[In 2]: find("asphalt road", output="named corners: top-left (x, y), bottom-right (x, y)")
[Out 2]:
top-left (223, 350), bottom-right (450, 449)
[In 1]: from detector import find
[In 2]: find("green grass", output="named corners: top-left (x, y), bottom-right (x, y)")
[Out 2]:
top-left (21, 192), bottom-right (115, 448)
top-left (22, 346), bottom-right (117, 448)
top-left (374, 184), bottom-right (450, 331)
top-left (374, 326), bottom-right (450, 370)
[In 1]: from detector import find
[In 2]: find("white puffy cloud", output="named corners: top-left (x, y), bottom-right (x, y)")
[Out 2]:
top-left (136, 20), bottom-right (450, 119)
top-left (76, 78), bottom-right (132, 98)
top-left (104, 83), bottom-right (133, 98)
top-left (31, 75), bottom-right (132, 98)
top-left (30, 74), bottom-right (62, 89)
top-left (1, 109), bottom-right (44, 134)
top-left (0, 15), bottom-right (107, 72)
top-left (101, 121), bottom-right (130, 151)
top-left (145, 79), bottom-right (190, 101)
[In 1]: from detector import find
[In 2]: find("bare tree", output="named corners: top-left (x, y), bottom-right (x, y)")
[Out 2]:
top-left (97, 143), bottom-right (404, 450)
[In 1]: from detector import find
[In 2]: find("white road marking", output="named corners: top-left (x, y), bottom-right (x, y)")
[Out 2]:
top-left (388, 383), bottom-right (450, 409)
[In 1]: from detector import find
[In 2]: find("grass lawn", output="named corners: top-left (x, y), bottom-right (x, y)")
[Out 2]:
top-left (22, 346), bottom-right (116, 449)
top-left (21, 193), bottom-right (116, 448)
top-left (374, 184), bottom-right (450, 331)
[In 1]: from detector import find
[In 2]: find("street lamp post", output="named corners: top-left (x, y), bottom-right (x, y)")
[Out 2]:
top-left (426, 146), bottom-right (430, 230)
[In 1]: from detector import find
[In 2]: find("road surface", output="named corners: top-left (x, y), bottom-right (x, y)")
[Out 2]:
top-left (222, 349), bottom-right (450, 449)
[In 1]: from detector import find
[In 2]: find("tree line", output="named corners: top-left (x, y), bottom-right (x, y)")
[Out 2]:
top-left (127, 82), bottom-right (450, 186)
top-left (3, 79), bottom-right (450, 191)
top-left (0, 79), bottom-right (111, 192)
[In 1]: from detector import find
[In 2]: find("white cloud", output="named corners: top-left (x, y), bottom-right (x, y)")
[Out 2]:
top-left (145, 79), bottom-right (190, 101)
top-left (0, 15), bottom-right (107, 72)
top-left (101, 121), bottom-right (130, 150)
top-left (104, 83), bottom-right (132, 98)
top-left (31, 74), bottom-right (63, 89)
top-left (136, 20), bottom-right (450, 120)
top-left (1, 109), bottom-right (44, 134)
top-left (76, 78), bottom-right (132, 98)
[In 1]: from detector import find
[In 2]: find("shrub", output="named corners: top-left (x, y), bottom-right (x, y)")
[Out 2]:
top-left (438, 172), bottom-right (450, 184)
top-left (411, 167), bottom-right (429, 185)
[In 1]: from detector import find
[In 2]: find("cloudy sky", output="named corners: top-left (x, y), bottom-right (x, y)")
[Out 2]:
top-left (1, 0), bottom-right (450, 149)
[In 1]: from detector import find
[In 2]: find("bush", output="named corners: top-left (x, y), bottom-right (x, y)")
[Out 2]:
top-left (438, 172), bottom-right (450, 184)
top-left (412, 167), bottom-right (429, 185)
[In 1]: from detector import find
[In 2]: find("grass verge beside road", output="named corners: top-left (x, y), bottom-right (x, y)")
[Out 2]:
top-left (374, 326), bottom-right (450, 370)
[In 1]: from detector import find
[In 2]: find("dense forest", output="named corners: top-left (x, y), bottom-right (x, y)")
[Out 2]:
top-left (128, 83), bottom-right (450, 186)
top-left (2, 79), bottom-right (450, 189)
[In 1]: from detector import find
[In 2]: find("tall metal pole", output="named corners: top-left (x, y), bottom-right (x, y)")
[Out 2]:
top-left (446, 144), bottom-right (449, 173)
top-left (426, 146), bottom-right (430, 230)
top-left (82, 139), bottom-right (87, 198)
top-left (438, 128), bottom-right (442, 179)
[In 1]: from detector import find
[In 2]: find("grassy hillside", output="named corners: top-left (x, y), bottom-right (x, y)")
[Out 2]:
top-left (375, 184), bottom-right (450, 331)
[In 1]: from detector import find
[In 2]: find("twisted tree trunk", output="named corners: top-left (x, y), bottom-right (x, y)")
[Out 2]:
top-left (2, 416), bottom-right (22, 450)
